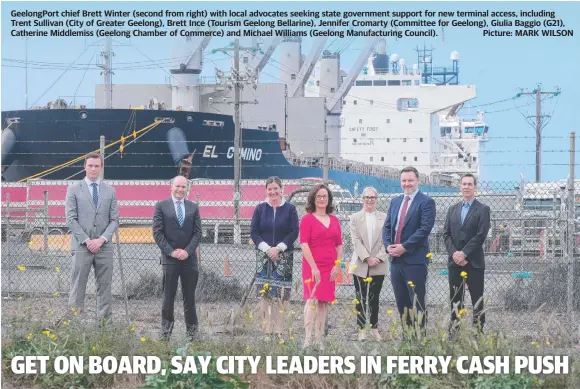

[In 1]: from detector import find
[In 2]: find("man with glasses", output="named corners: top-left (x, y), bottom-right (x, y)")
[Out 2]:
top-left (349, 187), bottom-right (388, 341)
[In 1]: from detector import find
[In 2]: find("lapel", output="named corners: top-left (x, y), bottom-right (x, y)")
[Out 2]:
top-left (461, 199), bottom-right (478, 228)
top-left (96, 183), bottom-right (104, 211)
top-left (80, 180), bottom-right (96, 211)
top-left (358, 211), bottom-right (370, 248)
top-left (391, 196), bottom-right (402, 230)
top-left (452, 203), bottom-right (462, 234)
top-left (170, 198), bottom-right (181, 228)
top-left (183, 200), bottom-right (191, 225)
top-left (372, 211), bottom-right (385, 248)
top-left (403, 192), bottom-right (421, 228)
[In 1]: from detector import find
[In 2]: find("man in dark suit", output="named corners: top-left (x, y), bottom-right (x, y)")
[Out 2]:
top-left (443, 173), bottom-right (491, 334)
top-left (153, 175), bottom-right (202, 340)
top-left (383, 166), bottom-right (436, 330)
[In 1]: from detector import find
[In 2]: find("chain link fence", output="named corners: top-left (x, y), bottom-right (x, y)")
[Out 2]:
top-left (2, 178), bottom-right (579, 343)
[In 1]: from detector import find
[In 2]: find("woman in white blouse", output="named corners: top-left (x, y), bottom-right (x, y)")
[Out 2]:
top-left (348, 187), bottom-right (389, 341)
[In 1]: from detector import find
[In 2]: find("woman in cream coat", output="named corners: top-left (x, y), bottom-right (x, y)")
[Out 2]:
top-left (349, 187), bottom-right (389, 341)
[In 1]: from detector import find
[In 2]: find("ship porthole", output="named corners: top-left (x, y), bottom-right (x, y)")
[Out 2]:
top-left (80, 111), bottom-right (88, 120)
top-left (186, 115), bottom-right (193, 122)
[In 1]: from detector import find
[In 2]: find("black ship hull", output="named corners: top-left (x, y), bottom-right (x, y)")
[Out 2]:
top-left (1, 108), bottom-right (452, 193)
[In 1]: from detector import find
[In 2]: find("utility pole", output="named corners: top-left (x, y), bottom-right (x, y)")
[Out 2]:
top-left (516, 84), bottom-right (561, 182)
top-left (97, 36), bottom-right (114, 109)
top-left (567, 132), bottom-right (575, 320)
top-left (213, 39), bottom-right (259, 244)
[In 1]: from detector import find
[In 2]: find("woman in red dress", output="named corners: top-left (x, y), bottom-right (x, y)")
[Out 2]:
top-left (300, 183), bottom-right (343, 349)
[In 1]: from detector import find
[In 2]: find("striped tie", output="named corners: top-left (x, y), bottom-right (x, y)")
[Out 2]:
top-left (176, 200), bottom-right (184, 226)
top-left (91, 183), bottom-right (98, 208)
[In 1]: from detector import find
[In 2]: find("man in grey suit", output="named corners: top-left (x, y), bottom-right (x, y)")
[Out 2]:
top-left (66, 152), bottom-right (119, 324)
top-left (443, 173), bottom-right (491, 334)
top-left (153, 176), bottom-right (202, 341)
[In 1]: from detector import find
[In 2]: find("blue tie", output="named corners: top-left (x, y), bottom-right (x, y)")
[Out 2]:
top-left (91, 183), bottom-right (99, 208)
top-left (176, 200), bottom-right (184, 226)
top-left (461, 203), bottom-right (470, 224)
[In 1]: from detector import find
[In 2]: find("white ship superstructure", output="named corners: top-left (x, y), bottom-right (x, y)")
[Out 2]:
top-left (95, 36), bottom-right (488, 182)
top-left (336, 40), bottom-right (489, 178)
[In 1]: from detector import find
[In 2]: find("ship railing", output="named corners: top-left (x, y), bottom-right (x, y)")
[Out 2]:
top-left (283, 149), bottom-right (434, 183)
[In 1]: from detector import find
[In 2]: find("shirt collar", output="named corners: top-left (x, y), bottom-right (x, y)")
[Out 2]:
top-left (85, 177), bottom-right (100, 186)
top-left (404, 189), bottom-right (419, 201)
top-left (172, 196), bottom-right (185, 204)
top-left (265, 197), bottom-right (285, 207)
top-left (463, 198), bottom-right (475, 207)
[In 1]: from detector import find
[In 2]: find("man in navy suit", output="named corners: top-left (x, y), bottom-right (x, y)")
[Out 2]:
top-left (382, 166), bottom-right (436, 330)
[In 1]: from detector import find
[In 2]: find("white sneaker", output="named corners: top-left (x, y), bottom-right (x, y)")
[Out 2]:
top-left (357, 331), bottom-right (367, 341)
top-left (371, 329), bottom-right (382, 341)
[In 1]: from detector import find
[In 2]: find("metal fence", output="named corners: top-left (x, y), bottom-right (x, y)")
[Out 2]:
top-left (1, 179), bottom-right (579, 343)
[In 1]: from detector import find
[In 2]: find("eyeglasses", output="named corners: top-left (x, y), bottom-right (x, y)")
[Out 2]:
top-left (363, 196), bottom-right (377, 200)
top-left (315, 195), bottom-right (328, 199)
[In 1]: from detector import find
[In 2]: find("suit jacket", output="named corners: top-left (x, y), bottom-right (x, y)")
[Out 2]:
top-left (152, 198), bottom-right (202, 267)
top-left (349, 210), bottom-right (388, 278)
top-left (65, 180), bottom-right (119, 252)
top-left (382, 191), bottom-right (436, 265)
top-left (443, 199), bottom-right (491, 269)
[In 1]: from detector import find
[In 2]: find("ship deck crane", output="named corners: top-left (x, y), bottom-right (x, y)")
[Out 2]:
top-left (175, 35), bottom-right (214, 71)
top-left (247, 37), bottom-right (284, 77)
top-left (288, 36), bottom-right (331, 98)
top-left (324, 37), bottom-right (380, 113)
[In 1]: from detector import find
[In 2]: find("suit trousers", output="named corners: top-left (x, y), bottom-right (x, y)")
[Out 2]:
top-left (354, 275), bottom-right (385, 329)
top-left (448, 266), bottom-right (485, 331)
top-left (162, 263), bottom-right (199, 338)
top-left (69, 246), bottom-right (114, 322)
top-left (390, 262), bottom-right (428, 328)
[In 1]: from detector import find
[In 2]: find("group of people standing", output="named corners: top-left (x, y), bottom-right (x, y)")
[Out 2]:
top-left (66, 152), bottom-right (489, 345)
top-left (251, 166), bottom-right (491, 348)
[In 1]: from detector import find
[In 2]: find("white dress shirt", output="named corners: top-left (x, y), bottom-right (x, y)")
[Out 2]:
top-left (84, 176), bottom-right (100, 199)
top-left (394, 189), bottom-right (419, 237)
top-left (365, 210), bottom-right (376, 248)
top-left (83, 176), bottom-right (107, 244)
top-left (172, 196), bottom-right (185, 220)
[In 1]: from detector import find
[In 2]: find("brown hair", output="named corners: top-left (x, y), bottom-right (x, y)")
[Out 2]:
top-left (461, 173), bottom-right (477, 186)
top-left (85, 151), bottom-right (103, 165)
top-left (305, 184), bottom-right (334, 214)
top-left (400, 166), bottom-right (419, 178)
top-left (265, 176), bottom-right (282, 188)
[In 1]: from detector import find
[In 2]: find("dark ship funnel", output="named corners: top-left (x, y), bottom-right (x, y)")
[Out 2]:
top-left (166, 127), bottom-right (190, 164)
top-left (1, 128), bottom-right (16, 165)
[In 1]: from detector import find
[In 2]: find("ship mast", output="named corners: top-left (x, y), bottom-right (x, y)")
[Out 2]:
top-left (24, 37), bottom-right (28, 109)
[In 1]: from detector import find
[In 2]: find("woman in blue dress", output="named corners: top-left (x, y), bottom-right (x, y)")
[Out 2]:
top-left (250, 176), bottom-right (299, 334)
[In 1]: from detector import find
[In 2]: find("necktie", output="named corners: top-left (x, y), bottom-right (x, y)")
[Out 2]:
top-left (176, 200), bottom-right (184, 226)
top-left (91, 183), bottom-right (99, 208)
top-left (395, 196), bottom-right (410, 244)
top-left (461, 203), bottom-right (470, 224)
